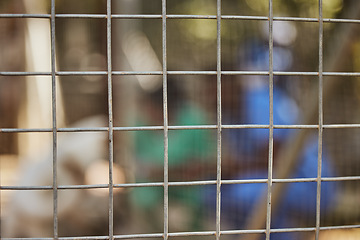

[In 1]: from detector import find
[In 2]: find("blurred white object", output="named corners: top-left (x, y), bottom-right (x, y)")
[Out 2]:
top-left (18, 0), bottom-right (65, 158)
top-left (262, 21), bottom-right (297, 46)
top-left (3, 116), bottom-right (126, 237)
top-left (122, 30), bottom-right (162, 92)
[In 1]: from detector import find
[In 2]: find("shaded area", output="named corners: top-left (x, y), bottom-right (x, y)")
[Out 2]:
top-left (0, 0), bottom-right (360, 239)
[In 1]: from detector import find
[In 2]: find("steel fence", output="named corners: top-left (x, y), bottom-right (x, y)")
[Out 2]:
top-left (1, 0), bottom-right (360, 240)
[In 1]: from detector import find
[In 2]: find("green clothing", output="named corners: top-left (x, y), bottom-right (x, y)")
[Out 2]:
top-left (135, 104), bottom-right (214, 166)
top-left (132, 104), bottom-right (215, 210)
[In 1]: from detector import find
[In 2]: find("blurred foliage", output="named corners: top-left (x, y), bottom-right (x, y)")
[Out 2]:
top-left (0, 0), bottom-right (359, 238)
top-left (138, 0), bottom-right (345, 71)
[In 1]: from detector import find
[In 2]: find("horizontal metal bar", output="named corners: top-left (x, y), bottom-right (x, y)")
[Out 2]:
top-left (324, 124), bottom-right (360, 128)
top-left (168, 180), bottom-right (217, 186)
top-left (113, 126), bottom-right (163, 131)
top-left (114, 182), bottom-right (163, 188)
top-left (223, 176), bottom-right (360, 184)
top-left (56, 71), bottom-right (108, 75)
top-left (223, 124), bottom-right (317, 129)
top-left (0, 183), bottom-right (162, 190)
top-left (117, 14), bottom-right (219, 19)
top-left (167, 14), bottom-right (216, 19)
top-left (1, 238), bottom-right (55, 240)
top-left (324, 18), bottom-right (360, 24)
top-left (0, 127), bottom-right (162, 133)
top-left (221, 229), bottom-right (265, 235)
top-left (276, 71), bottom-right (360, 76)
top-left (169, 231), bottom-right (215, 237)
top-left (0, 125), bottom-right (251, 133)
top-left (0, 181), bottom-right (215, 191)
top-left (0, 185), bottom-right (111, 190)
top-left (270, 227), bottom-right (315, 233)
top-left (61, 237), bottom-right (109, 240)
top-left (2, 225), bottom-right (359, 240)
top-left (0, 71), bottom-right (52, 76)
top-left (0, 186), bottom-right (53, 190)
top-left (0, 127), bottom-right (109, 133)
top-left (0, 71), bottom-right (163, 76)
top-left (221, 176), bottom-right (360, 185)
top-left (276, 16), bottom-right (360, 23)
top-left (1, 238), bottom-right (109, 240)
top-left (274, 16), bottom-right (318, 22)
top-left (117, 230), bottom-right (263, 239)
top-left (222, 15), bottom-right (268, 21)
top-left (322, 176), bottom-right (360, 182)
top-left (59, 184), bottom-right (109, 189)
top-left (56, 14), bottom-right (107, 19)
top-left (112, 14), bottom-right (161, 19)
top-left (0, 14), bottom-right (51, 18)
top-left (3, 176), bottom-right (359, 191)
top-left (222, 179), bottom-right (268, 184)
top-left (2, 71), bottom-right (360, 77)
top-left (113, 71), bottom-right (162, 75)
top-left (223, 71), bottom-right (360, 76)
top-left (0, 128), bottom-right (53, 133)
top-left (324, 72), bottom-right (360, 76)
top-left (222, 71), bottom-right (268, 75)
top-left (169, 125), bottom-right (217, 130)
top-left (272, 178), bottom-right (317, 183)
top-left (114, 233), bottom-right (163, 239)
top-left (4, 123), bottom-right (360, 133)
top-left (320, 224), bottom-right (360, 230)
top-left (58, 127), bottom-right (108, 132)
top-left (1, 13), bottom-right (360, 23)
top-left (274, 71), bottom-right (318, 76)
top-left (274, 124), bottom-right (319, 129)
top-left (223, 16), bottom-right (360, 23)
top-left (167, 71), bottom-right (217, 75)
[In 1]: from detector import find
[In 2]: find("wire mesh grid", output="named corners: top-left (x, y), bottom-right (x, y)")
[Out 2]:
top-left (0, 0), bottom-right (360, 240)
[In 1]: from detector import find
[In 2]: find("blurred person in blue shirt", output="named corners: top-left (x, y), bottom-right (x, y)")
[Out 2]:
top-left (204, 33), bottom-right (336, 239)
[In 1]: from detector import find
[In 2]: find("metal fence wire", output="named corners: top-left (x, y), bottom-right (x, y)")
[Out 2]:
top-left (0, 0), bottom-right (360, 240)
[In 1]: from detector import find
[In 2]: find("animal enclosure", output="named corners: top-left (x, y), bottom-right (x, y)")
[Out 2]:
top-left (1, 0), bottom-right (360, 240)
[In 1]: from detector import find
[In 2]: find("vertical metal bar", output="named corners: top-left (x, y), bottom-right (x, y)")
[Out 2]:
top-left (216, 0), bottom-right (222, 240)
top-left (265, 0), bottom-right (274, 240)
top-left (106, 0), bottom-right (114, 239)
top-left (162, 0), bottom-right (169, 240)
top-left (50, 0), bottom-right (58, 238)
top-left (315, 0), bottom-right (324, 239)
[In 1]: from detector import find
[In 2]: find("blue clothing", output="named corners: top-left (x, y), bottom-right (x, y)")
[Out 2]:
top-left (204, 84), bottom-right (336, 239)
top-left (227, 85), bottom-right (299, 155)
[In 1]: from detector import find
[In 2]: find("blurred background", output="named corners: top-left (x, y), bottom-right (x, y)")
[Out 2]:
top-left (0, 0), bottom-right (360, 239)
